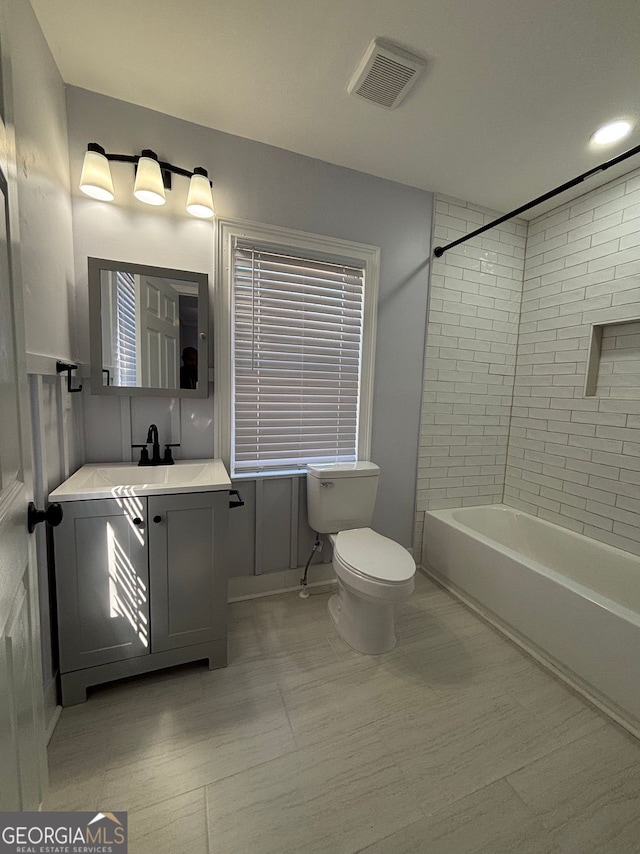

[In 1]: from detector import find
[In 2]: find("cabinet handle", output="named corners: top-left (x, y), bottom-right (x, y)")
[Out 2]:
top-left (132, 517), bottom-right (145, 528)
top-left (153, 515), bottom-right (162, 523)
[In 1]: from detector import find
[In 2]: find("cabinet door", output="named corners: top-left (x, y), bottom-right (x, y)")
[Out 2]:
top-left (54, 498), bottom-right (150, 672)
top-left (148, 491), bottom-right (229, 652)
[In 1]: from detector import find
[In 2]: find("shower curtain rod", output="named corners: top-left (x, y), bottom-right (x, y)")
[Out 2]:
top-left (433, 142), bottom-right (640, 258)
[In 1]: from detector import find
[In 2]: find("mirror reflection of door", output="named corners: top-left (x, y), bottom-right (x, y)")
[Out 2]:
top-left (101, 271), bottom-right (201, 390)
top-left (136, 274), bottom-right (180, 389)
top-left (92, 260), bottom-right (208, 396)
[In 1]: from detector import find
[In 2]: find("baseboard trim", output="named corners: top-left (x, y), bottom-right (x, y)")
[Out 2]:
top-left (228, 563), bottom-right (335, 601)
top-left (229, 578), bottom-right (336, 603)
top-left (42, 675), bottom-right (61, 744)
top-left (45, 704), bottom-right (62, 745)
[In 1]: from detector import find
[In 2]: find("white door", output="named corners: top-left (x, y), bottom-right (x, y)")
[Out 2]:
top-left (136, 275), bottom-right (180, 388)
top-left (0, 23), bottom-right (47, 809)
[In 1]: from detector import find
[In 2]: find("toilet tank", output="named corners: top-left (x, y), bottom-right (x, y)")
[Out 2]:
top-left (306, 462), bottom-right (379, 533)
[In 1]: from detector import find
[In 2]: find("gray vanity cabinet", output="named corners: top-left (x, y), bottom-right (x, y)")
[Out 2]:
top-left (54, 490), bottom-right (229, 705)
top-left (148, 491), bottom-right (228, 652)
top-left (55, 498), bottom-right (150, 671)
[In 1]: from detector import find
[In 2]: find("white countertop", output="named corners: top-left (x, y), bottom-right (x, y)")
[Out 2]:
top-left (49, 459), bottom-right (232, 502)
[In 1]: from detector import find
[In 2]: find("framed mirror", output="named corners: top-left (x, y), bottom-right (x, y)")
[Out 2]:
top-left (88, 258), bottom-right (209, 397)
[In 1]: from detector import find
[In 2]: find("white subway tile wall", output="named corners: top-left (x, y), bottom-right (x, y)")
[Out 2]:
top-left (504, 166), bottom-right (640, 556)
top-left (414, 197), bottom-right (526, 559)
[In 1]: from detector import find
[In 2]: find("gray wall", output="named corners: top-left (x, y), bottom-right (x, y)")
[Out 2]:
top-left (66, 86), bottom-right (433, 559)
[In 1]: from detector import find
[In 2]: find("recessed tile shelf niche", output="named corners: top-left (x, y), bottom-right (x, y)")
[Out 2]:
top-left (584, 316), bottom-right (640, 399)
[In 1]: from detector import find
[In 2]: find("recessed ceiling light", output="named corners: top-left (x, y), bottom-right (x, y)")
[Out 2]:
top-left (591, 119), bottom-right (633, 145)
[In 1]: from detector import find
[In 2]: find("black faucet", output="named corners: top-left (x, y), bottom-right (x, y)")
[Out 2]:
top-left (132, 424), bottom-right (180, 466)
top-left (146, 424), bottom-right (162, 465)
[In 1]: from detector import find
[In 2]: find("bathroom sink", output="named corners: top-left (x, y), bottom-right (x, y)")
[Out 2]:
top-left (82, 463), bottom-right (211, 487)
top-left (49, 459), bottom-right (232, 502)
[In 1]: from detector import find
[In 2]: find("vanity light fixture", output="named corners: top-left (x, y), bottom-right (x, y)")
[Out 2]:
top-left (79, 143), bottom-right (215, 218)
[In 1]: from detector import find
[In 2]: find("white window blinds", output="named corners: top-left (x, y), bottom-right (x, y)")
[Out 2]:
top-left (115, 271), bottom-right (137, 387)
top-left (232, 239), bottom-right (365, 475)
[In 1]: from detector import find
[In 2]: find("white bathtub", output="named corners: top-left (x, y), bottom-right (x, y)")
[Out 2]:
top-left (423, 504), bottom-right (640, 735)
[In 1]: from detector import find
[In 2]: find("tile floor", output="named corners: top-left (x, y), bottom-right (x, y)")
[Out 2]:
top-left (44, 571), bottom-right (640, 854)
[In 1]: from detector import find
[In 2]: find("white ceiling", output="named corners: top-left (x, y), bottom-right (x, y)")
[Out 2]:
top-left (31, 0), bottom-right (640, 216)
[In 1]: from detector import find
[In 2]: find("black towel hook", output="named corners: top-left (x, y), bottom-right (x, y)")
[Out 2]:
top-left (56, 361), bottom-right (83, 393)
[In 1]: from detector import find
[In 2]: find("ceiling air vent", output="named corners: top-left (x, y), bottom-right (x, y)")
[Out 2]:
top-left (348, 38), bottom-right (426, 109)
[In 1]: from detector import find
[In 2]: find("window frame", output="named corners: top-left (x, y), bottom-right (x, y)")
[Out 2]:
top-left (214, 217), bottom-right (379, 477)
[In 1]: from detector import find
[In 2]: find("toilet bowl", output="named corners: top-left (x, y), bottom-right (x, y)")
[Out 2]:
top-left (327, 527), bottom-right (415, 654)
top-left (306, 461), bottom-right (416, 655)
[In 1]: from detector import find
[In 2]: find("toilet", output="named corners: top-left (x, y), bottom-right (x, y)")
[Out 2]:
top-left (306, 461), bottom-right (415, 654)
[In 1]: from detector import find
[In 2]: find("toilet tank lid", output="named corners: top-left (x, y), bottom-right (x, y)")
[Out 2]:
top-left (307, 461), bottom-right (379, 479)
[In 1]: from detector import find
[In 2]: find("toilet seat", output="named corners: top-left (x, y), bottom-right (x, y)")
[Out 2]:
top-left (333, 528), bottom-right (415, 584)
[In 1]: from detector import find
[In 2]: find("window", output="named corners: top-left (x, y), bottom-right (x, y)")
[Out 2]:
top-left (216, 220), bottom-right (379, 477)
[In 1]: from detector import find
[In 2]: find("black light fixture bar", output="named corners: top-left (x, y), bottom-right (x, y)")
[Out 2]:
top-left (87, 142), bottom-right (212, 186)
top-left (433, 142), bottom-right (640, 258)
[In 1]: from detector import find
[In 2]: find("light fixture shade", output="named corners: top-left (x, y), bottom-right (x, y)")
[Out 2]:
top-left (592, 120), bottom-right (633, 145)
top-left (79, 145), bottom-right (114, 201)
top-left (186, 168), bottom-right (214, 218)
top-left (133, 152), bottom-right (166, 205)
